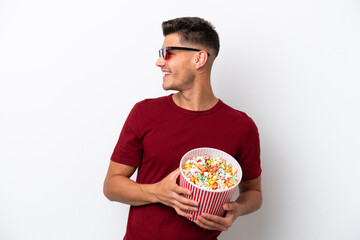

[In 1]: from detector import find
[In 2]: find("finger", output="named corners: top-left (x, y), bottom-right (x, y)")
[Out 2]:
top-left (175, 202), bottom-right (198, 212)
top-left (195, 218), bottom-right (217, 231)
top-left (162, 197), bottom-right (198, 213)
top-left (169, 167), bottom-right (180, 180)
top-left (223, 202), bottom-right (238, 211)
top-left (196, 215), bottom-right (229, 231)
top-left (171, 196), bottom-right (198, 212)
top-left (173, 191), bottom-right (198, 207)
top-left (174, 185), bottom-right (192, 196)
top-left (201, 213), bottom-right (226, 223)
top-left (174, 206), bottom-right (193, 218)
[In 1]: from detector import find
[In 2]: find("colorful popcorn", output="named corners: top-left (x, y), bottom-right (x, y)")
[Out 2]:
top-left (181, 154), bottom-right (239, 190)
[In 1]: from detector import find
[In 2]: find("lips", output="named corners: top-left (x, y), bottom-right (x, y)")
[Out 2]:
top-left (162, 69), bottom-right (172, 77)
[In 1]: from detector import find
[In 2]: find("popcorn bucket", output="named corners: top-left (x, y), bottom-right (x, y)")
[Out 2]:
top-left (179, 147), bottom-right (242, 222)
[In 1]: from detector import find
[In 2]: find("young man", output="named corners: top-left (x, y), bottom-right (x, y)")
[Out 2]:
top-left (104, 17), bottom-right (262, 240)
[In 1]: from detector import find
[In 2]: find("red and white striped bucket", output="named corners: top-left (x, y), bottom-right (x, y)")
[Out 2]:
top-left (179, 147), bottom-right (242, 222)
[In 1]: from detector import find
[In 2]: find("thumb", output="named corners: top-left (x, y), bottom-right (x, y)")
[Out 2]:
top-left (169, 167), bottom-right (181, 180)
top-left (223, 202), bottom-right (237, 211)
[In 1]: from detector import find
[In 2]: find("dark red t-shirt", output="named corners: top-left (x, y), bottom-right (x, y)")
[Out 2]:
top-left (111, 94), bottom-right (261, 240)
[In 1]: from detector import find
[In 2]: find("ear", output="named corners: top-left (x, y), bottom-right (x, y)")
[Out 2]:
top-left (194, 50), bottom-right (208, 69)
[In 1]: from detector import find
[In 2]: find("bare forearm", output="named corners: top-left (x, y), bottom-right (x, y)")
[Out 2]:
top-left (235, 189), bottom-right (262, 217)
top-left (104, 167), bottom-right (199, 218)
top-left (103, 175), bottom-right (156, 206)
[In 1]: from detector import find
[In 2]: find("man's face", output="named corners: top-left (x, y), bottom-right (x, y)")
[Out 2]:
top-left (155, 33), bottom-right (196, 92)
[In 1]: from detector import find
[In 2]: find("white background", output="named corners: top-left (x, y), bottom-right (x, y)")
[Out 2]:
top-left (1, 0), bottom-right (359, 239)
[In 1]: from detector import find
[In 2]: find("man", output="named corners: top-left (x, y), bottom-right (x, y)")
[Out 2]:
top-left (104, 17), bottom-right (262, 240)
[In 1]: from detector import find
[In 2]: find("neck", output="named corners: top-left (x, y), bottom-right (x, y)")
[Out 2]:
top-left (172, 85), bottom-right (218, 111)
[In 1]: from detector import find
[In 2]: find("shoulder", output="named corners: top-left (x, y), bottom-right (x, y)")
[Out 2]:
top-left (219, 102), bottom-right (259, 138)
top-left (134, 95), bottom-right (168, 108)
top-left (131, 95), bottom-right (169, 113)
top-left (220, 102), bottom-right (257, 126)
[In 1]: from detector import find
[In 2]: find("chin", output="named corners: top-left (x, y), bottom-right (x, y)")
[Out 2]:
top-left (163, 85), bottom-right (177, 91)
top-left (162, 82), bottom-right (176, 91)
top-left (162, 83), bottom-right (169, 90)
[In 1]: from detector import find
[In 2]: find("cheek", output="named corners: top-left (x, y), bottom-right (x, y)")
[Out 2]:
top-left (177, 62), bottom-right (192, 74)
top-left (169, 60), bottom-right (193, 76)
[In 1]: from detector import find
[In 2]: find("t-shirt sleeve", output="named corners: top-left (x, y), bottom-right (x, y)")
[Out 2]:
top-left (110, 103), bottom-right (143, 167)
top-left (238, 119), bottom-right (262, 181)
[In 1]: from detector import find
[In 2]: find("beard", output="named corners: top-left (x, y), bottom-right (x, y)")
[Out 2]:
top-left (163, 71), bottom-right (195, 92)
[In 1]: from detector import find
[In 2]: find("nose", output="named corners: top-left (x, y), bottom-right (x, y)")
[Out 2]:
top-left (155, 56), bottom-right (165, 67)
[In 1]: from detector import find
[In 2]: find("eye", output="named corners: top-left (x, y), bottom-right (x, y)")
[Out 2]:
top-left (164, 50), bottom-right (173, 60)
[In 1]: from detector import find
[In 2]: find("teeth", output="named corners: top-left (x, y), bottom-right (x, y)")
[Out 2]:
top-left (163, 72), bottom-right (171, 76)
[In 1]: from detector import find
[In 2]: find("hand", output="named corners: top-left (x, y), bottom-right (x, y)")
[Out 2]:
top-left (153, 168), bottom-right (199, 218)
top-left (196, 202), bottom-right (240, 231)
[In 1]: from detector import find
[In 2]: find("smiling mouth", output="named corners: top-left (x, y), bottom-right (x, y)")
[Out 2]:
top-left (163, 72), bottom-right (172, 77)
